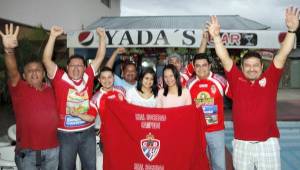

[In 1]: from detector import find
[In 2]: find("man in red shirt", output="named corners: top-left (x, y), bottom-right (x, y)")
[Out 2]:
top-left (207, 7), bottom-right (299, 170)
top-left (89, 66), bottom-right (126, 152)
top-left (43, 26), bottom-right (106, 170)
top-left (1, 24), bottom-right (59, 169)
top-left (187, 53), bottom-right (229, 170)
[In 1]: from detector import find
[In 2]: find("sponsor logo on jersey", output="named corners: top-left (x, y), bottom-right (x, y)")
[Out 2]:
top-left (259, 77), bottom-right (266, 87)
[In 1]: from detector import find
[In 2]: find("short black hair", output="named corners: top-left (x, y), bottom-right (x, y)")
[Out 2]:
top-left (137, 67), bottom-right (158, 97)
top-left (24, 58), bottom-right (44, 71)
top-left (193, 53), bottom-right (211, 65)
top-left (67, 54), bottom-right (86, 66)
top-left (241, 51), bottom-right (262, 65)
top-left (99, 66), bottom-right (114, 77)
top-left (162, 64), bottom-right (182, 97)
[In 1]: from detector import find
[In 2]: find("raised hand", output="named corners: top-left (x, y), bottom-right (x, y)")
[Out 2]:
top-left (206, 16), bottom-right (221, 38)
top-left (201, 31), bottom-right (209, 43)
top-left (0, 23), bottom-right (19, 49)
top-left (116, 47), bottom-right (126, 54)
top-left (50, 26), bottom-right (64, 38)
top-left (285, 6), bottom-right (300, 32)
top-left (96, 27), bottom-right (106, 38)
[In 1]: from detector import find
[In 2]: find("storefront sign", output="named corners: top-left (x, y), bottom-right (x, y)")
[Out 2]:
top-left (68, 29), bottom-right (287, 49)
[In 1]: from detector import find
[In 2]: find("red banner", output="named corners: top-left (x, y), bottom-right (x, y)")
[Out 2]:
top-left (103, 100), bottom-right (209, 170)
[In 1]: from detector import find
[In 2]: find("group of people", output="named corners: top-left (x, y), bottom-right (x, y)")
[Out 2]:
top-left (0, 6), bottom-right (298, 170)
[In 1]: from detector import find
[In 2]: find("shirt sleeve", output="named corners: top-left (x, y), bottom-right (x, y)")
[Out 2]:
top-left (114, 74), bottom-right (122, 87)
top-left (86, 101), bottom-right (98, 118)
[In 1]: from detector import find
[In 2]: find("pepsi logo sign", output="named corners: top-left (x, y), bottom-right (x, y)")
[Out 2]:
top-left (78, 31), bottom-right (94, 46)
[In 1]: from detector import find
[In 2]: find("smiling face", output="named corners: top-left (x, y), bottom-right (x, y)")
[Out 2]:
top-left (168, 57), bottom-right (182, 72)
top-left (67, 58), bottom-right (86, 80)
top-left (193, 58), bottom-right (211, 80)
top-left (122, 64), bottom-right (137, 84)
top-left (99, 70), bottom-right (114, 91)
top-left (142, 73), bottom-right (154, 89)
top-left (241, 57), bottom-right (263, 81)
top-left (23, 62), bottom-right (45, 88)
top-left (163, 69), bottom-right (176, 88)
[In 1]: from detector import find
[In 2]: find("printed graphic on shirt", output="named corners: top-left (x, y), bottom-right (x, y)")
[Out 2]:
top-left (194, 91), bottom-right (218, 125)
top-left (141, 133), bottom-right (160, 162)
top-left (65, 89), bottom-right (89, 127)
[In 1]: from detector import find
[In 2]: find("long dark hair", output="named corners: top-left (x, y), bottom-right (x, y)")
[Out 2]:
top-left (137, 67), bottom-right (158, 97)
top-left (162, 64), bottom-right (182, 97)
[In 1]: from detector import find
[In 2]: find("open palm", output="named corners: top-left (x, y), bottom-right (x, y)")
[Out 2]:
top-left (207, 16), bottom-right (221, 38)
top-left (285, 7), bottom-right (299, 31)
top-left (0, 24), bottom-right (19, 49)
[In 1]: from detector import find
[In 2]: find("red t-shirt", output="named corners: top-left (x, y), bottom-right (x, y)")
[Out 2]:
top-left (188, 72), bottom-right (229, 132)
top-left (9, 80), bottom-right (59, 150)
top-left (225, 62), bottom-right (283, 141)
top-left (51, 65), bottom-right (96, 132)
top-left (89, 86), bottom-right (126, 139)
top-left (103, 100), bottom-right (209, 170)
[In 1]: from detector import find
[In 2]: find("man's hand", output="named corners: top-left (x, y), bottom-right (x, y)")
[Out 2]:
top-left (285, 7), bottom-right (299, 32)
top-left (206, 16), bottom-right (221, 38)
top-left (96, 27), bottom-right (106, 38)
top-left (202, 31), bottom-right (209, 42)
top-left (0, 23), bottom-right (19, 50)
top-left (50, 26), bottom-right (64, 38)
top-left (116, 47), bottom-right (126, 54)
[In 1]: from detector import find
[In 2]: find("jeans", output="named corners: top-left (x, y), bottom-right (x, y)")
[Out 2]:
top-left (206, 130), bottom-right (226, 170)
top-left (15, 146), bottom-right (59, 170)
top-left (58, 127), bottom-right (96, 170)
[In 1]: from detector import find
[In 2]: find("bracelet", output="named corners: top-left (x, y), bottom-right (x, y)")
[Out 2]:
top-left (288, 30), bottom-right (296, 33)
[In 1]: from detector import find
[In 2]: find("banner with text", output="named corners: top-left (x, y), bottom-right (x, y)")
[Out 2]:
top-left (67, 29), bottom-right (288, 49)
top-left (102, 100), bottom-right (209, 170)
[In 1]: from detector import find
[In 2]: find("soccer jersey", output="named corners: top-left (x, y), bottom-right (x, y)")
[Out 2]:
top-left (51, 65), bottom-right (96, 132)
top-left (225, 62), bottom-right (283, 141)
top-left (187, 72), bottom-right (229, 132)
top-left (89, 86), bottom-right (126, 138)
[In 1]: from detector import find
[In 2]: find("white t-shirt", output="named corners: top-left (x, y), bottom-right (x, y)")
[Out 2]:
top-left (126, 88), bottom-right (156, 107)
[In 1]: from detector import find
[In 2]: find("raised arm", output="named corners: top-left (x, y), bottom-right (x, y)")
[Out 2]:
top-left (90, 28), bottom-right (106, 71)
top-left (198, 31), bottom-right (208, 53)
top-left (0, 24), bottom-right (20, 86)
top-left (42, 26), bottom-right (64, 78)
top-left (105, 47), bottom-right (126, 69)
top-left (274, 7), bottom-right (299, 69)
top-left (206, 16), bottom-right (233, 72)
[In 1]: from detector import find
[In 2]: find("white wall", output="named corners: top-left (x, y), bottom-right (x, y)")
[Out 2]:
top-left (0, 0), bottom-right (120, 32)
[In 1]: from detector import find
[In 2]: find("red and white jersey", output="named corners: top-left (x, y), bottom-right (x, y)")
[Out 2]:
top-left (89, 86), bottom-right (126, 138)
top-left (51, 65), bottom-right (96, 132)
top-left (180, 72), bottom-right (190, 88)
top-left (187, 72), bottom-right (229, 132)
